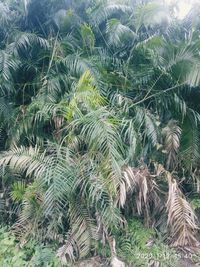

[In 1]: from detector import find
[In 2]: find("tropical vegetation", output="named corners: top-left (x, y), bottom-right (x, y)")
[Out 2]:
top-left (0, 0), bottom-right (200, 266)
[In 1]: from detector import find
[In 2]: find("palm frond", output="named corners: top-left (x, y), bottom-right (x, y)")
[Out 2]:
top-left (11, 181), bottom-right (26, 202)
top-left (64, 70), bottom-right (105, 120)
top-left (180, 114), bottom-right (200, 171)
top-left (162, 120), bottom-right (182, 170)
top-left (8, 32), bottom-right (49, 56)
top-left (0, 50), bottom-right (18, 84)
top-left (106, 19), bottom-right (136, 47)
top-left (70, 108), bottom-right (124, 167)
top-left (57, 199), bottom-right (98, 262)
top-left (122, 166), bottom-right (151, 215)
top-left (90, 2), bottom-right (133, 26)
top-left (61, 54), bottom-right (98, 78)
top-left (166, 173), bottom-right (198, 247)
top-left (0, 2), bottom-right (12, 27)
top-left (80, 23), bottom-right (95, 50)
top-left (0, 146), bottom-right (47, 178)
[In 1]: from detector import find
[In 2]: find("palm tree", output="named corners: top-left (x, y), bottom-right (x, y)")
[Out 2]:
top-left (0, 0), bottom-right (200, 265)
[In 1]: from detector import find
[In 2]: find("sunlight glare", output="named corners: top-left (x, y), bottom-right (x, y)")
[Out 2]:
top-left (166, 0), bottom-right (197, 19)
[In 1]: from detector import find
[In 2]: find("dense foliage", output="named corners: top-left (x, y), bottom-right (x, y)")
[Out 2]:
top-left (0, 0), bottom-right (200, 266)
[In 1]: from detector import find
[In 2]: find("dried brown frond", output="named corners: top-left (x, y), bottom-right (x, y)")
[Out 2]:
top-left (166, 172), bottom-right (198, 247)
top-left (121, 166), bottom-right (151, 214)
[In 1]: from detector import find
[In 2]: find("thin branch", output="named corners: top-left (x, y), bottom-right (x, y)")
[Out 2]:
top-left (131, 81), bottom-right (187, 107)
